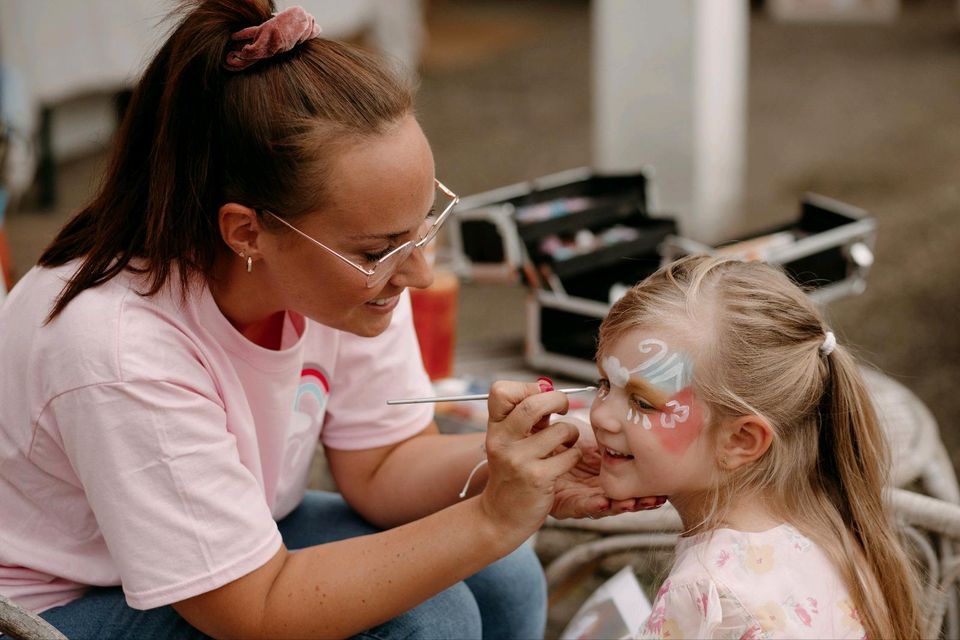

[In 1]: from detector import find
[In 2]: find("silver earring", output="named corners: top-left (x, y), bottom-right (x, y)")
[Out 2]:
top-left (246, 256), bottom-right (253, 273)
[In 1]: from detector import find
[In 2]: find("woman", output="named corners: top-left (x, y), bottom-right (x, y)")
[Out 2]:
top-left (0, 2), bottom-right (648, 638)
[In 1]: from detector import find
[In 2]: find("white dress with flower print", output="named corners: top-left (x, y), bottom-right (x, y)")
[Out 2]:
top-left (637, 524), bottom-right (866, 639)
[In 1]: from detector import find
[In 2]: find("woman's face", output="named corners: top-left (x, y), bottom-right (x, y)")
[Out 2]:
top-left (259, 114), bottom-right (438, 337)
top-left (589, 327), bottom-right (716, 501)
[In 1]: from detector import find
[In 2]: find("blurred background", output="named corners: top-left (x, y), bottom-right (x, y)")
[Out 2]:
top-left (1, 0), bottom-right (958, 635)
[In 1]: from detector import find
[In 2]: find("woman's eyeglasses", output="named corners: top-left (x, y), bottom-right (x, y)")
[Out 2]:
top-left (263, 179), bottom-right (459, 289)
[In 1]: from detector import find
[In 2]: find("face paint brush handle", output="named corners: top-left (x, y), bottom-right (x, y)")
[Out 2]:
top-left (385, 386), bottom-right (597, 405)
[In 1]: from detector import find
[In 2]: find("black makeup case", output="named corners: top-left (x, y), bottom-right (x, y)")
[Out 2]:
top-left (447, 168), bottom-right (875, 381)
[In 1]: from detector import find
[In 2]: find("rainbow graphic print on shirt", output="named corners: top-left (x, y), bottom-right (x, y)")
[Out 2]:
top-left (295, 366), bottom-right (330, 426)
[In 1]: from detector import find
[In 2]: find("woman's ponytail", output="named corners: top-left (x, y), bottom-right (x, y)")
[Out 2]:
top-left (39, 0), bottom-right (273, 320)
top-left (38, 0), bottom-right (413, 321)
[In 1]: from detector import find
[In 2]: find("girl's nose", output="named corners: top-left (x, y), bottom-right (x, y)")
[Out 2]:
top-left (590, 401), bottom-right (621, 434)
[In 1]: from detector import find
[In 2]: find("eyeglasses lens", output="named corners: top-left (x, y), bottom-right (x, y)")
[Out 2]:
top-left (364, 188), bottom-right (453, 288)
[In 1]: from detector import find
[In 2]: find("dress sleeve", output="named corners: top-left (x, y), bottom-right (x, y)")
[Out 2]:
top-left (638, 578), bottom-right (724, 639)
top-left (321, 290), bottom-right (435, 451)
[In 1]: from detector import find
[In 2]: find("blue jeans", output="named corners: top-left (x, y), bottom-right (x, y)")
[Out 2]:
top-left (39, 491), bottom-right (547, 640)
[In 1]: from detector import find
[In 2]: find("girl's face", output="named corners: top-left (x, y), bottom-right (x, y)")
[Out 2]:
top-left (258, 114), bottom-right (437, 337)
top-left (590, 327), bottom-right (716, 502)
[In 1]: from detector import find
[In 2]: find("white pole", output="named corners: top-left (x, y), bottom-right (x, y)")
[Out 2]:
top-left (592, 0), bottom-right (748, 244)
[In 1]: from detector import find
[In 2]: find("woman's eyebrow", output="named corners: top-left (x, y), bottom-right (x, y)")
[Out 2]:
top-left (349, 206), bottom-right (436, 242)
top-left (349, 230), bottom-right (407, 242)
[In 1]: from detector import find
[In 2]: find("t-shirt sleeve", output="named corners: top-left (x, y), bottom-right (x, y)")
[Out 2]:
top-left (321, 290), bottom-right (434, 451)
top-left (49, 378), bottom-right (282, 610)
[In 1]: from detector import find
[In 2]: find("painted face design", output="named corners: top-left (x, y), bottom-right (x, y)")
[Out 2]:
top-left (597, 337), bottom-right (703, 453)
top-left (592, 330), bottom-right (715, 501)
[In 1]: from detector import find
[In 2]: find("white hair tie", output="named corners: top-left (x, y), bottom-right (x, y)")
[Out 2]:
top-left (820, 331), bottom-right (837, 356)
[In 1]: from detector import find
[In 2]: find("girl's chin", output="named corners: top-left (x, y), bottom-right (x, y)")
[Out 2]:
top-left (599, 478), bottom-right (650, 502)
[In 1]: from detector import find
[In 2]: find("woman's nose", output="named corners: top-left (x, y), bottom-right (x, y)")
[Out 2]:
top-left (390, 245), bottom-right (434, 290)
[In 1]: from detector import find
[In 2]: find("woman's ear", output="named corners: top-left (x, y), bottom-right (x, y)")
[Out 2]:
top-left (718, 415), bottom-right (774, 470)
top-left (218, 203), bottom-right (263, 257)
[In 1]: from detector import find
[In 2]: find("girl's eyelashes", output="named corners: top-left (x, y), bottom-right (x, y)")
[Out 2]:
top-left (629, 394), bottom-right (657, 412)
top-left (595, 377), bottom-right (657, 411)
top-left (595, 378), bottom-right (611, 399)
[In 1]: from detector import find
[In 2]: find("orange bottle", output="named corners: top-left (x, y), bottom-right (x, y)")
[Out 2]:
top-left (410, 269), bottom-right (460, 380)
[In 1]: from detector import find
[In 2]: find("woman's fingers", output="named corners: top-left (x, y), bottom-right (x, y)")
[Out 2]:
top-left (487, 389), bottom-right (569, 450)
top-left (509, 419), bottom-right (580, 460)
top-left (588, 495), bottom-right (669, 518)
top-left (486, 380), bottom-right (545, 423)
top-left (477, 379), bottom-right (589, 535)
top-left (537, 445), bottom-right (583, 478)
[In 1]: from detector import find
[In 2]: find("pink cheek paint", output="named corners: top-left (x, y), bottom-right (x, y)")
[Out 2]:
top-left (651, 387), bottom-right (704, 455)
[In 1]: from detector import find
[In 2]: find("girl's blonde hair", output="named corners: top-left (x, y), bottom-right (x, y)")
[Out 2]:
top-left (598, 255), bottom-right (921, 640)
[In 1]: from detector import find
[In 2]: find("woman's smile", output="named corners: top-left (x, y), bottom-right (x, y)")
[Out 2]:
top-left (365, 293), bottom-right (401, 313)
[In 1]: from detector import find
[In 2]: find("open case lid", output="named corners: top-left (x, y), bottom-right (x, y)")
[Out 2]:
top-left (447, 167), bottom-right (668, 285)
top-left (660, 193), bottom-right (876, 304)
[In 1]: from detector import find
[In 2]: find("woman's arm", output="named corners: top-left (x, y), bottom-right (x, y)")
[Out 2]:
top-left (173, 496), bottom-right (512, 639)
top-left (326, 427), bottom-right (490, 528)
top-left (173, 381), bottom-right (581, 639)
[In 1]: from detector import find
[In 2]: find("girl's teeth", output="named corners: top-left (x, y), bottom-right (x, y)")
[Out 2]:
top-left (605, 448), bottom-right (633, 459)
top-left (370, 297), bottom-right (392, 306)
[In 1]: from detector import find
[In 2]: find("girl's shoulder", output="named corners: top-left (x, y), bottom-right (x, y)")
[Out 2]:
top-left (672, 523), bottom-right (831, 595)
top-left (675, 523), bottom-right (817, 570)
top-left (644, 525), bottom-right (864, 639)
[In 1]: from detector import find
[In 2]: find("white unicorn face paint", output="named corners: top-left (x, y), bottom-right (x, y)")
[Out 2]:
top-left (630, 338), bottom-right (694, 396)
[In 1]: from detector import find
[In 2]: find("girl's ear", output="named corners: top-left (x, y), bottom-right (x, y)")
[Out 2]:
top-left (718, 415), bottom-right (774, 470)
top-left (219, 203), bottom-right (263, 257)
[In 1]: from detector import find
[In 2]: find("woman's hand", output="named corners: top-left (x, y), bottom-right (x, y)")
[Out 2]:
top-left (549, 418), bottom-right (667, 519)
top-left (479, 381), bottom-right (582, 537)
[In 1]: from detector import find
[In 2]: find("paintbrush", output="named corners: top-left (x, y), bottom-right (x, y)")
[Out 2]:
top-left (386, 386), bottom-right (597, 405)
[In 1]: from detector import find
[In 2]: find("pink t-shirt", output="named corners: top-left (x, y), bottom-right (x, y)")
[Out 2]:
top-left (0, 262), bottom-right (433, 612)
top-left (639, 524), bottom-right (866, 639)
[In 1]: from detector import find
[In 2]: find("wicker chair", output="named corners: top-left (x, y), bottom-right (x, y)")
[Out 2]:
top-left (0, 595), bottom-right (65, 640)
top-left (861, 366), bottom-right (960, 504)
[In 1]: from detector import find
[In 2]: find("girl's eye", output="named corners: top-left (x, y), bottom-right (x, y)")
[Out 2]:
top-left (630, 395), bottom-right (656, 412)
top-left (595, 379), bottom-right (611, 399)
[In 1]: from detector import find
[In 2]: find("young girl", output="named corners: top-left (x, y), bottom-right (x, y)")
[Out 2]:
top-left (590, 255), bottom-right (921, 639)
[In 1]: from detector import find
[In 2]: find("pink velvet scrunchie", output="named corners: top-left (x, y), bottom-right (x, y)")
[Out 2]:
top-left (224, 6), bottom-right (321, 72)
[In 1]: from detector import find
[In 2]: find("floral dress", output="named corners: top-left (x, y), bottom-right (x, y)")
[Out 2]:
top-left (637, 524), bottom-right (866, 639)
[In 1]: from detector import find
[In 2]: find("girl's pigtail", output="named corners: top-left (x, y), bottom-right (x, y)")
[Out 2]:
top-left (817, 345), bottom-right (922, 640)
